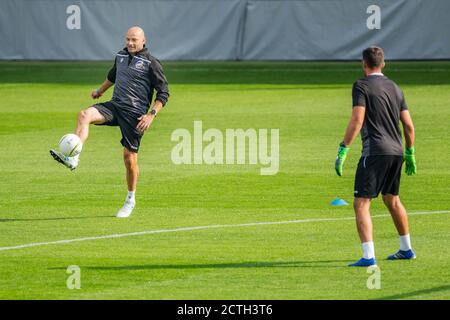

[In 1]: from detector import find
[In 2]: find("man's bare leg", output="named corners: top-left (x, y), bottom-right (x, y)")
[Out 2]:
top-left (50, 106), bottom-right (106, 170)
top-left (75, 106), bottom-right (106, 144)
top-left (349, 197), bottom-right (377, 266)
top-left (117, 148), bottom-right (138, 218)
top-left (383, 194), bottom-right (416, 259)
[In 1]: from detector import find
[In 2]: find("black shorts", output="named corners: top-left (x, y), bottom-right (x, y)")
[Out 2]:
top-left (93, 101), bottom-right (144, 153)
top-left (354, 155), bottom-right (403, 198)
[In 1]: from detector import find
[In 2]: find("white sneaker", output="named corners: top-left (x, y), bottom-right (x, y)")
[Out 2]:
top-left (116, 200), bottom-right (135, 218)
top-left (50, 149), bottom-right (79, 171)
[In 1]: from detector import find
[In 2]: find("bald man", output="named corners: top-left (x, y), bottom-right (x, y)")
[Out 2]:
top-left (50, 26), bottom-right (169, 218)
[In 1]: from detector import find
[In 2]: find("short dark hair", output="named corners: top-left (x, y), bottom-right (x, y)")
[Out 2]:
top-left (362, 46), bottom-right (384, 69)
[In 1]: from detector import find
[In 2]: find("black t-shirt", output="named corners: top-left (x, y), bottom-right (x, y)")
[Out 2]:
top-left (352, 74), bottom-right (407, 156)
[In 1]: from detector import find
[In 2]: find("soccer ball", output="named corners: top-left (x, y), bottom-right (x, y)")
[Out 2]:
top-left (59, 133), bottom-right (82, 157)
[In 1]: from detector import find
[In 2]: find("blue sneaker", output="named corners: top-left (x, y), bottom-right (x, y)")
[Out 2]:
top-left (348, 257), bottom-right (377, 267)
top-left (387, 249), bottom-right (416, 260)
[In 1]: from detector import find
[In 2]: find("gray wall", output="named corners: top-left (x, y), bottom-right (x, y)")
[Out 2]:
top-left (1, 0), bottom-right (450, 60)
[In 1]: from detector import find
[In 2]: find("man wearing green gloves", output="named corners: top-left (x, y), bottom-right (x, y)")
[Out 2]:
top-left (335, 46), bottom-right (417, 267)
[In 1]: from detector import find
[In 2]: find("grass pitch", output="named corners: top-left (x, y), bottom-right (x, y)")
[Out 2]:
top-left (0, 61), bottom-right (449, 299)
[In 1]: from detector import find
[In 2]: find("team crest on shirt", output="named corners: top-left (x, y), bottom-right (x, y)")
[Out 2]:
top-left (135, 60), bottom-right (145, 70)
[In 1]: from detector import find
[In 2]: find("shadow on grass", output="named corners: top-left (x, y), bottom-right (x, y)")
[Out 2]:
top-left (374, 284), bottom-right (450, 300)
top-left (50, 260), bottom-right (352, 271)
top-left (0, 215), bottom-right (114, 222)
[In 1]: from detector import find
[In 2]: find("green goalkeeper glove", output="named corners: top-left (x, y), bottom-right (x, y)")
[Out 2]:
top-left (335, 142), bottom-right (350, 177)
top-left (404, 146), bottom-right (417, 176)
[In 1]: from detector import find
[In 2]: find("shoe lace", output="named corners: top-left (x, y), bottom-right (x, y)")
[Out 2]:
top-left (123, 201), bottom-right (135, 210)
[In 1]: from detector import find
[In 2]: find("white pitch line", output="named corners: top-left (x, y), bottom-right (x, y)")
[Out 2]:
top-left (0, 210), bottom-right (449, 252)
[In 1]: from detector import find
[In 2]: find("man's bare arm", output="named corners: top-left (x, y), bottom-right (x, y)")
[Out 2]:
top-left (400, 110), bottom-right (415, 148)
top-left (343, 106), bottom-right (365, 146)
top-left (91, 79), bottom-right (114, 99)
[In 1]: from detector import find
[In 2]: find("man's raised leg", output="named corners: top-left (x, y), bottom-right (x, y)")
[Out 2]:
top-left (75, 106), bottom-right (106, 143)
top-left (50, 106), bottom-right (106, 170)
